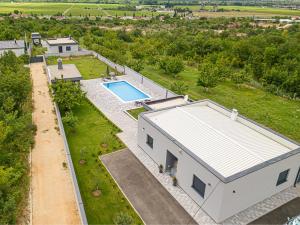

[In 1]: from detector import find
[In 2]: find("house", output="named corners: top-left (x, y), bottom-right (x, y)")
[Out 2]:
top-left (0, 40), bottom-right (26, 57)
top-left (31, 32), bottom-right (41, 45)
top-left (137, 100), bottom-right (300, 223)
top-left (44, 37), bottom-right (79, 54)
top-left (47, 58), bottom-right (82, 82)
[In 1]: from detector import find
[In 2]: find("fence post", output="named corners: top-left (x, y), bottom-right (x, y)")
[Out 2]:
top-left (165, 89), bottom-right (168, 99)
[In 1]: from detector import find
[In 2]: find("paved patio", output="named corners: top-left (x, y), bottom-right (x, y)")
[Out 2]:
top-left (81, 75), bottom-right (299, 225)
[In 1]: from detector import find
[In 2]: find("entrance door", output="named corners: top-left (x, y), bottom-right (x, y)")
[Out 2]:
top-left (58, 46), bottom-right (63, 53)
top-left (165, 151), bottom-right (178, 176)
top-left (295, 167), bottom-right (300, 187)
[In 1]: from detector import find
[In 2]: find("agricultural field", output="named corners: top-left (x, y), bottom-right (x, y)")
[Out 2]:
top-left (0, 2), bottom-right (170, 16)
top-left (176, 5), bottom-right (300, 16)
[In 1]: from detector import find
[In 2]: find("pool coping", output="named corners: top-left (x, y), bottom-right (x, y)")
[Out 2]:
top-left (101, 80), bottom-right (152, 103)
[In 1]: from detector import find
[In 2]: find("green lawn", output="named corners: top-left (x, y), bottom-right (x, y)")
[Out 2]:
top-left (47, 56), bottom-right (117, 80)
top-left (127, 107), bottom-right (146, 120)
top-left (63, 99), bottom-right (142, 224)
top-left (141, 65), bottom-right (300, 142)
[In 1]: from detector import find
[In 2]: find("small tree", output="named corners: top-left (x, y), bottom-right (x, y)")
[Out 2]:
top-left (231, 69), bottom-right (250, 88)
top-left (62, 112), bottom-right (78, 131)
top-left (128, 59), bottom-right (144, 72)
top-left (197, 63), bottom-right (220, 92)
top-left (51, 80), bottom-right (85, 112)
top-left (170, 81), bottom-right (189, 95)
top-left (114, 212), bottom-right (133, 225)
top-left (159, 56), bottom-right (184, 78)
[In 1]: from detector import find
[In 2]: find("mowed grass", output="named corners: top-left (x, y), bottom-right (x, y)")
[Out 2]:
top-left (127, 107), bottom-right (146, 120)
top-left (47, 56), bottom-right (116, 80)
top-left (63, 99), bottom-right (143, 224)
top-left (141, 65), bottom-right (300, 142)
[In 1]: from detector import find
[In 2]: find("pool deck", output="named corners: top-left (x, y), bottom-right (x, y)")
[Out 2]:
top-left (81, 75), bottom-right (299, 225)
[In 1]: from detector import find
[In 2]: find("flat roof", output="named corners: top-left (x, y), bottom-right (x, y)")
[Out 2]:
top-left (48, 64), bottom-right (82, 81)
top-left (142, 100), bottom-right (300, 183)
top-left (0, 40), bottom-right (25, 50)
top-left (46, 37), bottom-right (77, 46)
top-left (144, 96), bottom-right (189, 110)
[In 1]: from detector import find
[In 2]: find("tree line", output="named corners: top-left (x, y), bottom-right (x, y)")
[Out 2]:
top-left (0, 52), bottom-right (35, 224)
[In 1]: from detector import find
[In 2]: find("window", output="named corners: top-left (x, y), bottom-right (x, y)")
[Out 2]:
top-left (66, 46), bottom-right (71, 51)
top-left (192, 175), bottom-right (206, 198)
top-left (146, 135), bottom-right (153, 149)
top-left (276, 169), bottom-right (290, 186)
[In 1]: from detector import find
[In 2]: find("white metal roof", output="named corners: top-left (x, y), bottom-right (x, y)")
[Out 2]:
top-left (144, 101), bottom-right (299, 180)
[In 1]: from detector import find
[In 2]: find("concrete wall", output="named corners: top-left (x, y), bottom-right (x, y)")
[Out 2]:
top-left (46, 44), bottom-right (79, 54)
top-left (137, 115), bottom-right (300, 223)
top-left (0, 48), bottom-right (25, 57)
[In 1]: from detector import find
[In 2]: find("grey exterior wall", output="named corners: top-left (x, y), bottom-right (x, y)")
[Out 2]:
top-left (137, 115), bottom-right (300, 223)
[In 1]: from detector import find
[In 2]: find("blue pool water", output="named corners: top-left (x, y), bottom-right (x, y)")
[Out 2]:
top-left (103, 81), bottom-right (150, 102)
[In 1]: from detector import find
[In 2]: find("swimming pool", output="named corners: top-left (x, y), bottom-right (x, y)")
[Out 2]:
top-left (102, 81), bottom-right (151, 102)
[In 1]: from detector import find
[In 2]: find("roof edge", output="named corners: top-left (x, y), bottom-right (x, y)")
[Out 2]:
top-left (140, 99), bottom-right (300, 183)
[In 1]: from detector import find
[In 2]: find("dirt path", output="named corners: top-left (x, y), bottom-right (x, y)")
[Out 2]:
top-left (30, 63), bottom-right (81, 225)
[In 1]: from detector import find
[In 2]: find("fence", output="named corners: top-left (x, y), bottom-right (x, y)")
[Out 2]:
top-left (91, 52), bottom-right (177, 99)
top-left (124, 66), bottom-right (177, 98)
top-left (42, 58), bottom-right (88, 225)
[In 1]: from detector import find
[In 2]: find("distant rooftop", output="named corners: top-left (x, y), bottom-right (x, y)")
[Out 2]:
top-left (46, 37), bottom-right (77, 46)
top-left (142, 100), bottom-right (300, 182)
top-left (48, 64), bottom-right (82, 82)
top-left (31, 32), bottom-right (41, 39)
top-left (0, 40), bottom-right (25, 50)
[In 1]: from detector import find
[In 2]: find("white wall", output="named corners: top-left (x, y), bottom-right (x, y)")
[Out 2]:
top-left (137, 115), bottom-right (300, 223)
top-left (46, 44), bottom-right (79, 54)
top-left (0, 48), bottom-right (25, 57)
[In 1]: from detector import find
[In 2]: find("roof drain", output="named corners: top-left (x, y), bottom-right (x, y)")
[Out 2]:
top-left (231, 109), bottom-right (238, 121)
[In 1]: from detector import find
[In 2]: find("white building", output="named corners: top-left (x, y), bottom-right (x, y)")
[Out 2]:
top-left (0, 40), bottom-right (26, 57)
top-left (137, 100), bottom-right (300, 223)
top-left (44, 37), bottom-right (79, 54)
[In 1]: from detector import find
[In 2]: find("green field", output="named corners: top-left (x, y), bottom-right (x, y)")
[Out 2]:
top-left (64, 99), bottom-right (142, 224)
top-left (175, 5), bottom-right (300, 16)
top-left (0, 2), bottom-right (169, 16)
top-left (47, 56), bottom-right (117, 80)
top-left (141, 65), bottom-right (300, 142)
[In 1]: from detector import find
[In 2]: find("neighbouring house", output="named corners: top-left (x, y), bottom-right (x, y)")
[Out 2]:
top-left (0, 40), bottom-right (26, 57)
top-left (44, 37), bottom-right (79, 54)
top-left (31, 32), bottom-right (41, 45)
top-left (138, 99), bottom-right (300, 223)
top-left (47, 58), bottom-right (82, 82)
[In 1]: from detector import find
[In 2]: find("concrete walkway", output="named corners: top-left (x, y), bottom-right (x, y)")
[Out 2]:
top-left (81, 76), bottom-right (299, 225)
top-left (101, 149), bottom-right (197, 225)
top-left (31, 63), bottom-right (81, 225)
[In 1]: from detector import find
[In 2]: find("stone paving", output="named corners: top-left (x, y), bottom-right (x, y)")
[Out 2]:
top-left (81, 75), bottom-right (299, 225)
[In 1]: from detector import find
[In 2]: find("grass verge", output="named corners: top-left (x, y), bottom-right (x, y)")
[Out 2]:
top-left (63, 98), bottom-right (142, 224)
top-left (127, 107), bottom-right (146, 120)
